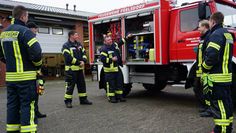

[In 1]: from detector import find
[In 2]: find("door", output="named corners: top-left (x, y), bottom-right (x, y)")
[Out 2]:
top-left (37, 27), bottom-right (70, 53)
top-left (176, 6), bottom-right (200, 62)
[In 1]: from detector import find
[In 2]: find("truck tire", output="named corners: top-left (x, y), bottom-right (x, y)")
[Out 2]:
top-left (143, 80), bottom-right (167, 91)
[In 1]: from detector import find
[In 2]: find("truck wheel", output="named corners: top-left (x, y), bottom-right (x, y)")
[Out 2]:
top-left (143, 80), bottom-right (167, 91)
top-left (123, 83), bottom-right (132, 97)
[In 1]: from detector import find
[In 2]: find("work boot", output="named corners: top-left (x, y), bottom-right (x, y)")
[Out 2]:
top-left (80, 97), bottom-right (92, 105)
top-left (65, 102), bottom-right (72, 108)
top-left (109, 96), bottom-right (118, 103)
top-left (116, 95), bottom-right (126, 102)
top-left (36, 111), bottom-right (47, 118)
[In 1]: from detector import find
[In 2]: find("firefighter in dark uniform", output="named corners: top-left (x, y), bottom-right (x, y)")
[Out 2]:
top-left (202, 12), bottom-right (234, 133)
top-left (27, 22), bottom-right (47, 118)
top-left (62, 31), bottom-right (92, 108)
top-left (194, 20), bottom-right (212, 117)
top-left (0, 5), bottom-right (42, 133)
top-left (100, 35), bottom-right (126, 103)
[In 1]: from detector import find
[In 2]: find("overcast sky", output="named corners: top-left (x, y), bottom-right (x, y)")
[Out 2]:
top-left (14, 0), bottom-right (197, 13)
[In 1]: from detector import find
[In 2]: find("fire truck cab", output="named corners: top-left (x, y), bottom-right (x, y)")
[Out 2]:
top-left (88, 0), bottom-right (236, 96)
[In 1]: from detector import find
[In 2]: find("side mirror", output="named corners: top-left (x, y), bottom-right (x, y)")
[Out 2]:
top-left (198, 2), bottom-right (207, 20)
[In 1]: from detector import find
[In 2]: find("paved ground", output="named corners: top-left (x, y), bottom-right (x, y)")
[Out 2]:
top-left (0, 79), bottom-right (235, 133)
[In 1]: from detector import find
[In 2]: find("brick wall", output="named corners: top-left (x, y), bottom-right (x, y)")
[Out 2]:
top-left (75, 21), bottom-right (84, 43)
top-left (0, 63), bottom-right (6, 87)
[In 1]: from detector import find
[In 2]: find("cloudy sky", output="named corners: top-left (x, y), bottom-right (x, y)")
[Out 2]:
top-left (14, 0), bottom-right (197, 13)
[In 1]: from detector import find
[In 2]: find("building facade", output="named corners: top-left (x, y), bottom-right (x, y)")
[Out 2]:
top-left (0, 0), bottom-right (95, 86)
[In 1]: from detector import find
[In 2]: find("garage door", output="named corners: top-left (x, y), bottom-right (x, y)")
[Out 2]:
top-left (37, 27), bottom-right (70, 53)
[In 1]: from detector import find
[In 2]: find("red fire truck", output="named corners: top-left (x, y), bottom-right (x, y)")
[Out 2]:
top-left (88, 0), bottom-right (236, 96)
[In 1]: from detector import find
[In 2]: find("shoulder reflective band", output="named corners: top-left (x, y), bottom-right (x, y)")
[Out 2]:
top-left (27, 38), bottom-right (38, 47)
top-left (62, 49), bottom-right (70, 54)
top-left (207, 42), bottom-right (220, 51)
top-left (101, 52), bottom-right (108, 56)
top-left (224, 33), bottom-right (233, 43)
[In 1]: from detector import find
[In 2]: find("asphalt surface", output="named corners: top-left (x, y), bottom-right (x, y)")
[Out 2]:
top-left (0, 78), bottom-right (235, 133)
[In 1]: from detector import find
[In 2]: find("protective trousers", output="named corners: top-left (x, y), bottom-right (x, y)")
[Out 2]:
top-left (6, 80), bottom-right (37, 133)
top-left (193, 77), bottom-right (210, 109)
top-left (104, 71), bottom-right (123, 99)
top-left (210, 85), bottom-right (233, 133)
top-left (35, 94), bottom-right (40, 115)
top-left (203, 77), bottom-right (233, 133)
top-left (64, 70), bottom-right (87, 103)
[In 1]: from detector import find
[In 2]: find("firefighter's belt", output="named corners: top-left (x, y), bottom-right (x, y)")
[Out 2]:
top-left (202, 73), bottom-right (232, 84)
top-left (65, 65), bottom-right (83, 71)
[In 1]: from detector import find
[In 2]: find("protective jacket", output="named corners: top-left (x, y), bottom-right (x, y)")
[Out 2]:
top-left (62, 41), bottom-right (87, 71)
top-left (0, 19), bottom-right (42, 82)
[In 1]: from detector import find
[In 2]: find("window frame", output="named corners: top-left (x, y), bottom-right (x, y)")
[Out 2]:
top-left (179, 7), bottom-right (199, 32)
top-left (52, 27), bottom-right (63, 35)
top-left (38, 27), bottom-right (50, 34)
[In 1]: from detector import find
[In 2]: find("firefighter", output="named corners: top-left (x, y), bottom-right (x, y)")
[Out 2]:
top-left (62, 31), bottom-right (92, 108)
top-left (27, 21), bottom-right (47, 118)
top-left (202, 12), bottom-right (234, 133)
top-left (0, 5), bottom-right (42, 133)
top-left (194, 20), bottom-right (212, 117)
top-left (100, 35), bottom-right (126, 103)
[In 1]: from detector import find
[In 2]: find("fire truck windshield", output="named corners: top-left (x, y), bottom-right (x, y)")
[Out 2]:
top-left (216, 3), bottom-right (236, 28)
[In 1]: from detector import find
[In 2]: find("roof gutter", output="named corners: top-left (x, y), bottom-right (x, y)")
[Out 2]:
top-left (0, 6), bottom-right (89, 21)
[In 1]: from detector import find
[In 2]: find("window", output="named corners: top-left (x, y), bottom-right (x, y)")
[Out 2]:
top-left (180, 6), bottom-right (211, 32)
top-left (180, 7), bottom-right (199, 32)
top-left (216, 3), bottom-right (236, 28)
top-left (52, 28), bottom-right (63, 35)
top-left (38, 27), bottom-right (49, 34)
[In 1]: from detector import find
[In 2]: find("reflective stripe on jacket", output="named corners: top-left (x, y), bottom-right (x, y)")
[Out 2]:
top-left (61, 41), bottom-right (86, 71)
top-left (0, 19), bottom-right (42, 81)
top-left (202, 24), bottom-right (234, 85)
